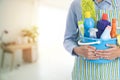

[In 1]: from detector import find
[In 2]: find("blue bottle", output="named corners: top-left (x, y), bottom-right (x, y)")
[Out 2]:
top-left (84, 11), bottom-right (95, 37)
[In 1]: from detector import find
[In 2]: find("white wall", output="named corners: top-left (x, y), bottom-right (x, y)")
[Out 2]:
top-left (0, 0), bottom-right (35, 42)
top-left (39, 0), bottom-right (72, 9)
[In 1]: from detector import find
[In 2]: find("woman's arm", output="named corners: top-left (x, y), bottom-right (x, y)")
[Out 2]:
top-left (63, 1), bottom-right (79, 56)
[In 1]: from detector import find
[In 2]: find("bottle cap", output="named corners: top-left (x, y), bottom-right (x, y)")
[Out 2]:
top-left (85, 11), bottom-right (91, 18)
top-left (102, 13), bottom-right (108, 20)
top-left (112, 18), bottom-right (116, 23)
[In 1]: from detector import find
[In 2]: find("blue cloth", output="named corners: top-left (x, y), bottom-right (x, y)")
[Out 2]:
top-left (63, 0), bottom-right (120, 55)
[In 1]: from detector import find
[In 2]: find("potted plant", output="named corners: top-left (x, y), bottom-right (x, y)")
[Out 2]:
top-left (21, 26), bottom-right (39, 43)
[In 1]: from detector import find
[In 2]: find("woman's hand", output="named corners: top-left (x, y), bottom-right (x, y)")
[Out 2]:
top-left (73, 45), bottom-right (100, 60)
top-left (95, 44), bottom-right (120, 60)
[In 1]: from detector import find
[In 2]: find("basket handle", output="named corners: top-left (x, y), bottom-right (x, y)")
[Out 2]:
top-left (78, 40), bottom-right (100, 45)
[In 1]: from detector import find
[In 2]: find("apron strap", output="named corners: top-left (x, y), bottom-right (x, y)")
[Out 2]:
top-left (111, 0), bottom-right (117, 9)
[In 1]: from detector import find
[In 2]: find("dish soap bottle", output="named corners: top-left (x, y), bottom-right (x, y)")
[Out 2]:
top-left (84, 11), bottom-right (95, 37)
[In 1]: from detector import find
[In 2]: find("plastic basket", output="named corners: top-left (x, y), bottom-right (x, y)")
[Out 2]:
top-left (78, 37), bottom-right (117, 64)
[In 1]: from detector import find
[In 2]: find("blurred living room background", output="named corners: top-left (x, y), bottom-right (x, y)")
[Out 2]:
top-left (0, 0), bottom-right (75, 80)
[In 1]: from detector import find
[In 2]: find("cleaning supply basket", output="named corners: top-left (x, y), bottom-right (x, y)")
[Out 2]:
top-left (78, 37), bottom-right (117, 63)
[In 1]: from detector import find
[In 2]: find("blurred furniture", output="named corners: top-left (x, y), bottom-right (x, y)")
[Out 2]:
top-left (1, 42), bottom-right (37, 70)
top-left (23, 47), bottom-right (33, 63)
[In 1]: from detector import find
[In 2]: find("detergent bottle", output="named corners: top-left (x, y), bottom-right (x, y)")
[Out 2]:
top-left (110, 18), bottom-right (117, 38)
top-left (97, 13), bottom-right (111, 38)
top-left (84, 11), bottom-right (95, 37)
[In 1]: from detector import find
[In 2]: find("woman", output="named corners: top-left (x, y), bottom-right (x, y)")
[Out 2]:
top-left (63, 0), bottom-right (120, 80)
